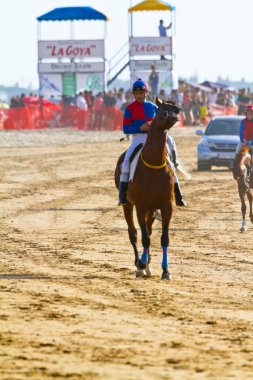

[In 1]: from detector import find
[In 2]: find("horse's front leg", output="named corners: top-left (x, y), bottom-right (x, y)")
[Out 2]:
top-left (160, 202), bottom-right (173, 280)
top-left (123, 203), bottom-right (139, 266)
top-left (144, 211), bottom-right (156, 277)
top-left (136, 209), bottom-right (150, 270)
top-left (239, 186), bottom-right (247, 232)
top-left (147, 210), bottom-right (156, 236)
top-left (246, 189), bottom-right (253, 224)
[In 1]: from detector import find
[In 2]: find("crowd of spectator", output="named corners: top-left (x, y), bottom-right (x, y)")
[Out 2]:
top-left (58, 88), bottom-right (133, 130)
top-left (4, 89), bottom-right (133, 130)
top-left (168, 83), bottom-right (253, 126)
top-left (2, 83), bottom-right (253, 130)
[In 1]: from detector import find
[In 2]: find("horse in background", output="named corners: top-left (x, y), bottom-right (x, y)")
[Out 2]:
top-left (115, 99), bottom-right (180, 279)
top-left (234, 146), bottom-right (253, 232)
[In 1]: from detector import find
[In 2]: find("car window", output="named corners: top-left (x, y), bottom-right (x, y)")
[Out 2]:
top-left (205, 119), bottom-right (241, 136)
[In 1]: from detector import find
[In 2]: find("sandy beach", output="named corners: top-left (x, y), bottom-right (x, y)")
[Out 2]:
top-left (0, 127), bottom-right (253, 380)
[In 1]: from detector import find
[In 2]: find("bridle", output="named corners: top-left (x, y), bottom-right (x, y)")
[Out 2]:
top-left (140, 104), bottom-right (179, 170)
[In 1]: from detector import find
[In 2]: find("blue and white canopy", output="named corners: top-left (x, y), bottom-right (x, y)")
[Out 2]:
top-left (37, 7), bottom-right (109, 22)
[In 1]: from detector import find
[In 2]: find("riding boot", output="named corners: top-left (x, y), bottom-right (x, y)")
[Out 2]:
top-left (232, 154), bottom-right (240, 180)
top-left (174, 182), bottom-right (187, 207)
top-left (118, 182), bottom-right (128, 206)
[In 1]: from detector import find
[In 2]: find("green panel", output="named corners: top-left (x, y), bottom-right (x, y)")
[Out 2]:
top-left (62, 73), bottom-right (76, 96)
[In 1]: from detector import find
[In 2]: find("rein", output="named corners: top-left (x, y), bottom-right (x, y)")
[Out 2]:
top-left (140, 152), bottom-right (166, 169)
top-left (139, 102), bottom-right (179, 171)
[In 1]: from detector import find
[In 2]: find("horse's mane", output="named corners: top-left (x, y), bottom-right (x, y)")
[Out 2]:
top-left (155, 97), bottom-right (178, 108)
top-left (236, 147), bottom-right (251, 172)
top-left (240, 146), bottom-right (250, 155)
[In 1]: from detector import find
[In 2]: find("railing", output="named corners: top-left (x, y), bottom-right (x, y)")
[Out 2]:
top-left (107, 41), bottom-right (129, 87)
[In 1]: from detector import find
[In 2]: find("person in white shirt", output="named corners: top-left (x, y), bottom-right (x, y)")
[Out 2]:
top-left (207, 89), bottom-right (217, 106)
top-left (76, 92), bottom-right (88, 110)
top-left (76, 92), bottom-right (88, 129)
top-left (116, 92), bottom-right (125, 109)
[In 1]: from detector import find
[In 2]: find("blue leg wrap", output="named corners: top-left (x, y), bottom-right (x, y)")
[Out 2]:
top-left (141, 248), bottom-right (149, 265)
top-left (162, 246), bottom-right (169, 269)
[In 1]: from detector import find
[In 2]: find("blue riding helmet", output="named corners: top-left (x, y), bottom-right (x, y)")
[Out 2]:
top-left (132, 78), bottom-right (149, 92)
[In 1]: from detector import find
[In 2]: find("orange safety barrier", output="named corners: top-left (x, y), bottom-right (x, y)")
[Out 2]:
top-left (209, 103), bottom-right (226, 117)
top-left (225, 106), bottom-right (237, 115)
top-left (25, 96), bottom-right (61, 129)
top-left (204, 116), bottom-right (211, 125)
top-left (0, 108), bottom-right (8, 130)
top-left (209, 104), bottom-right (237, 117)
top-left (3, 99), bottom-right (62, 130)
top-left (103, 106), bottom-right (116, 130)
top-left (4, 107), bottom-right (33, 130)
top-left (60, 105), bottom-right (76, 127)
top-left (75, 109), bottom-right (90, 130)
top-left (2, 99), bottom-right (125, 131)
top-left (113, 108), bottom-right (123, 130)
top-left (93, 109), bottom-right (104, 130)
top-left (176, 113), bottom-right (184, 127)
top-left (1, 93), bottom-right (242, 132)
top-left (98, 106), bottom-right (123, 131)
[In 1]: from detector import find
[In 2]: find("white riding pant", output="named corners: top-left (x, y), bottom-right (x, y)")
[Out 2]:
top-left (120, 133), bottom-right (179, 184)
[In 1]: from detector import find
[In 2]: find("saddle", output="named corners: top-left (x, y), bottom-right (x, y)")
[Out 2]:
top-left (126, 143), bottom-right (174, 182)
top-left (129, 143), bottom-right (143, 182)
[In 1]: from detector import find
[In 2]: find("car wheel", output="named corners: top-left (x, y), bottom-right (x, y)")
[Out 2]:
top-left (197, 161), bottom-right (211, 171)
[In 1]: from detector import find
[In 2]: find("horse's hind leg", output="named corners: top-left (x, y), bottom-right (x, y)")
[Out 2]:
top-left (123, 203), bottom-right (139, 266)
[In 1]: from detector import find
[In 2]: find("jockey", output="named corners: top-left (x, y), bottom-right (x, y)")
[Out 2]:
top-left (118, 78), bottom-right (186, 206)
top-left (233, 104), bottom-right (253, 178)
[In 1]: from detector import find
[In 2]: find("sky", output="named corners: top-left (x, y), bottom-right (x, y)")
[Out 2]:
top-left (0, 0), bottom-right (252, 89)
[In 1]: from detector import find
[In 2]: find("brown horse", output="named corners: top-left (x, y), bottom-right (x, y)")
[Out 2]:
top-left (234, 146), bottom-right (253, 232)
top-left (115, 98), bottom-right (180, 279)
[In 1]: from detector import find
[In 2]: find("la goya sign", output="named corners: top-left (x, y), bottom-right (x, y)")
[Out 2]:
top-left (38, 40), bottom-right (105, 59)
top-left (130, 37), bottom-right (172, 56)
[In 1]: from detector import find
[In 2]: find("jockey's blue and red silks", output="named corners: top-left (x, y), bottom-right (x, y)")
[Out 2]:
top-left (240, 118), bottom-right (253, 141)
top-left (123, 100), bottom-right (158, 134)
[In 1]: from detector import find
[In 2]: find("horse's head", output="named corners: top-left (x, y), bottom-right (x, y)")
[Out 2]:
top-left (154, 98), bottom-right (181, 130)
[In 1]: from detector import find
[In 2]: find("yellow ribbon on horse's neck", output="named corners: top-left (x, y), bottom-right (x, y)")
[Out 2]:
top-left (140, 152), bottom-right (166, 169)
